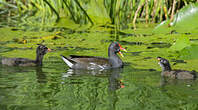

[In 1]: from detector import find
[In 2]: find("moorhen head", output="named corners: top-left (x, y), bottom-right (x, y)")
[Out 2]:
top-left (61, 42), bottom-right (127, 70)
top-left (157, 57), bottom-right (196, 79)
top-left (1, 44), bottom-right (51, 66)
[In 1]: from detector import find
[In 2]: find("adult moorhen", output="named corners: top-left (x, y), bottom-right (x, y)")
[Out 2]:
top-left (1, 44), bottom-right (51, 66)
top-left (61, 42), bottom-right (127, 70)
top-left (157, 57), bottom-right (196, 79)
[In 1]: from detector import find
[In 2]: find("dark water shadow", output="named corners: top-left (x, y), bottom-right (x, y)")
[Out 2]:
top-left (147, 42), bottom-right (171, 49)
top-left (0, 46), bottom-right (15, 53)
top-left (171, 59), bottom-right (187, 65)
top-left (0, 45), bottom-right (33, 53)
top-left (0, 41), bottom-right (13, 45)
top-left (55, 46), bottom-right (96, 51)
top-left (103, 39), bottom-right (144, 46)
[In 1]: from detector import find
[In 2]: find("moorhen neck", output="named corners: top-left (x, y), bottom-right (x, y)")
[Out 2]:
top-left (157, 57), bottom-right (196, 79)
top-left (61, 42), bottom-right (127, 70)
top-left (1, 44), bottom-right (51, 66)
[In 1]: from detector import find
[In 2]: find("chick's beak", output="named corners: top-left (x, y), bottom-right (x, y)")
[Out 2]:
top-left (157, 58), bottom-right (161, 65)
top-left (48, 48), bottom-right (52, 52)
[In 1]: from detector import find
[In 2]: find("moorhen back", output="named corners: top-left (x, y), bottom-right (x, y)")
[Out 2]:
top-left (61, 42), bottom-right (127, 70)
top-left (157, 57), bottom-right (196, 79)
top-left (1, 44), bottom-right (51, 66)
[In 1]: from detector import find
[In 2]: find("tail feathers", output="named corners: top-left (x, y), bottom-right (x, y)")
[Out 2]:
top-left (191, 70), bottom-right (197, 79)
top-left (0, 56), bottom-right (2, 64)
top-left (61, 55), bottom-right (75, 68)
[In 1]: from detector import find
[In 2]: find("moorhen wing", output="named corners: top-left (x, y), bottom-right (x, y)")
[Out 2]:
top-left (1, 44), bottom-right (51, 66)
top-left (61, 42), bottom-right (127, 70)
top-left (157, 57), bottom-right (196, 79)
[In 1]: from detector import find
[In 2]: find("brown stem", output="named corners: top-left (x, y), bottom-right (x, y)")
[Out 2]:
top-left (168, 7), bottom-right (172, 15)
top-left (145, 0), bottom-right (149, 23)
top-left (160, 5), bottom-right (163, 21)
top-left (163, 6), bottom-right (168, 20)
top-left (170, 0), bottom-right (176, 24)
top-left (151, 0), bottom-right (157, 23)
top-left (133, 2), bottom-right (144, 25)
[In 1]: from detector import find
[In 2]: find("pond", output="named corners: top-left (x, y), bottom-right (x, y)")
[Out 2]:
top-left (0, 23), bottom-right (198, 110)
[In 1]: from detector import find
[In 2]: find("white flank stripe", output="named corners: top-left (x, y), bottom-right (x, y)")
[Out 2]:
top-left (61, 56), bottom-right (73, 68)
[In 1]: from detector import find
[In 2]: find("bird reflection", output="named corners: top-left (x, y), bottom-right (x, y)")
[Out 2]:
top-left (63, 68), bottom-right (125, 91)
top-left (107, 68), bottom-right (124, 110)
top-left (36, 67), bottom-right (47, 83)
top-left (108, 68), bottom-right (125, 91)
top-left (160, 75), bottom-right (195, 88)
top-left (62, 68), bottom-right (125, 110)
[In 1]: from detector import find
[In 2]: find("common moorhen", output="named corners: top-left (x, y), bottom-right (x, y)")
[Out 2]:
top-left (1, 44), bottom-right (51, 66)
top-left (61, 42), bottom-right (127, 70)
top-left (157, 57), bottom-right (196, 79)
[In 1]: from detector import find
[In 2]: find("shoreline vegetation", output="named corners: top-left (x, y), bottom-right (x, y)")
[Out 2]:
top-left (0, 0), bottom-right (198, 28)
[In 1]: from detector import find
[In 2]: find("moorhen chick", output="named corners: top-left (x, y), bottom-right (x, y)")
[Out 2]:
top-left (157, 57), bottom-right (196, 79)
top-left (61, 42), bottom-right (127, 70)
top-left (1, 44), bottom-right (51, 66)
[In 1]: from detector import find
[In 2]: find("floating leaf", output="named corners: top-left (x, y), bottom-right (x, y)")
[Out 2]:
top-left (179, 45), bottom-right (198, 59)
top-left (169, 36), bottom-right (190, 51)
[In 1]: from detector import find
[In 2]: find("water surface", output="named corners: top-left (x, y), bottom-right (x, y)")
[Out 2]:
top-left (1, 24), bottom-right (198, 110)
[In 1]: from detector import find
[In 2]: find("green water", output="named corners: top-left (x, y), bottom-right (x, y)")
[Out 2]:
top-left (1, 24), bottom-right (198, 110)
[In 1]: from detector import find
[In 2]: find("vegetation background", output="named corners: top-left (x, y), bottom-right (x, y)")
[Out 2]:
top-left (1, 0), bottom-right (198, 28)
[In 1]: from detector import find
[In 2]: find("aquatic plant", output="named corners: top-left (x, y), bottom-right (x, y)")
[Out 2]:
top-left (0, 0), bottom-right (198, 27)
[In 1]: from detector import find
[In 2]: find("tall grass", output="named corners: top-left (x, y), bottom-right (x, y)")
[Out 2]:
top-left (0, 0), bottom-right (197, 27)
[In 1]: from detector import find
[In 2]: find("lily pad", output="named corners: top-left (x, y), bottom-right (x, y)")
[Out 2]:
top-left (179, 45), bottom-right (198, 59)
top-left (154, 3), bottom-right (198, 34)
top-left (169, 36), bottom-right (190, 51)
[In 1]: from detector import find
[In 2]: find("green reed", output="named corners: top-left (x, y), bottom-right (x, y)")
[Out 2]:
top-left (0, 0), bottom-right (197, 27)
